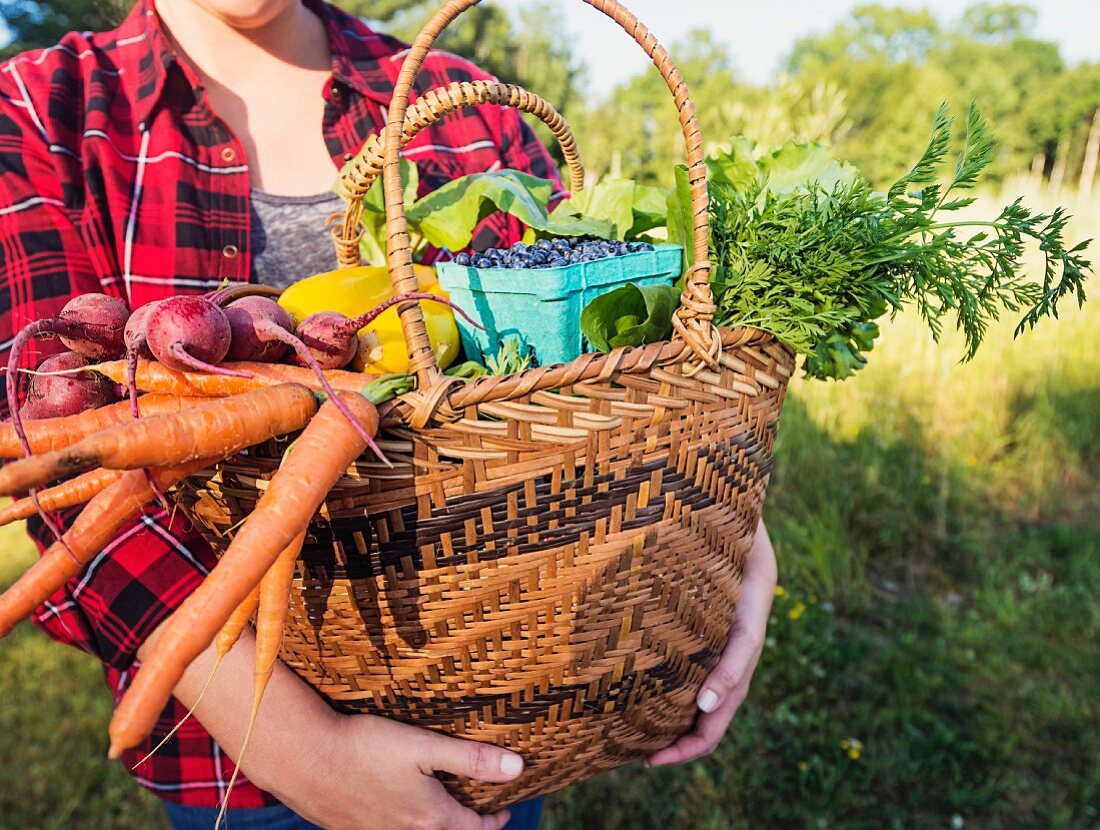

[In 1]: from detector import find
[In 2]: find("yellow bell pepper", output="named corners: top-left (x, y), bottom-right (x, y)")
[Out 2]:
top-left (278, 264), bottom-right (460, 374)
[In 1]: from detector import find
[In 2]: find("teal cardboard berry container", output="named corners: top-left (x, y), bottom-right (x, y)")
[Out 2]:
top-left (435, 243), bottom-right (684, 367)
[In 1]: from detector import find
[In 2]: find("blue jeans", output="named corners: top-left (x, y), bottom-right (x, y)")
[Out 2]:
top-left (164, 798), bottom-right (543, 829)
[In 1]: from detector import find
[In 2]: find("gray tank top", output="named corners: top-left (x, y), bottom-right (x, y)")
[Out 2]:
top-left (249, 189), bottom-right (345, 288)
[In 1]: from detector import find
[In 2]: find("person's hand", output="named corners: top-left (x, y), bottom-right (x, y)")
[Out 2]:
top-left (266, 710), bottom-right (522, 830)
top-left (154, 625), bottom-right (523, 830)
top-left (647, 519), bottom-right (777, 766)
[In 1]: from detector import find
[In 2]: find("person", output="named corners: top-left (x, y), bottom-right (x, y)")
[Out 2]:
top-left (0, 0), bottom-right (778, 827)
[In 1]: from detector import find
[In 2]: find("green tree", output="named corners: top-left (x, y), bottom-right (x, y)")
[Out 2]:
top-left (576, 29), bottom-right (743, 185)
top-left (783, 2), bottom-right (1072, 186)
top-left (0, 0), bottom-right (129, 57)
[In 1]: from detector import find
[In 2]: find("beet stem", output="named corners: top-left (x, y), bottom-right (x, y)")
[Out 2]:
top-left (344, 293), bottom-right (485, 334)
top-left (5, 319), bottom-right (85, 555)
top-left (125, 345), bottom-right (142, 420)
top-left (168, 344), bottom-right (254, 379)
top-left (256, 321), bottom-right (390, 467)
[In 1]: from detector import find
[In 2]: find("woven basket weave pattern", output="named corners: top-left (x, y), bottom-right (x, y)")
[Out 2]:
top-left (175, 335), bottom-right (791, 808)
top-left (177, 0), bottom-right (795, 808)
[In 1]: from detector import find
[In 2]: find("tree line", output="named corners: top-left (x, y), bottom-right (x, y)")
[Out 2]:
top-left (2, 0), bottom-right (1098, 195)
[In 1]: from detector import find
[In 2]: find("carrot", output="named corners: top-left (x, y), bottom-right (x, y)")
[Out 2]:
top-left (91, 359), bottom-right (378, 398)
top-left (0, 459), bottom-right (212, 638)
top-left (0, 468), bottom-right (125, 528)
top-left (0, 384), bottom-right (318, 497)
top-left (108, 392), bottom-right (379, 757)
top-left (0, 395), bottom-right (206, 459)
top-left (133, 585), bottom-right (263, 772)
top-left (217, 584), bottom-right (262, 658)
top-left (215, 530), bottom-right (306, 828)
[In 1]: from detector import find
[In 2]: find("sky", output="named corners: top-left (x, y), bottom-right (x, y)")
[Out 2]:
top-left (1, 1), bottom-right (1096, 92)
top-left (493, 0), bottom-right (1100, 95)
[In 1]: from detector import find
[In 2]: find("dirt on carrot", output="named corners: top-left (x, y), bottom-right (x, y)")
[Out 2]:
top-left (0, 384), bottom-right (318, 497)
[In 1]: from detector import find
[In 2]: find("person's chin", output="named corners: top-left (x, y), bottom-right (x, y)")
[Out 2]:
top-left (186, 0), bottom-right (298, 30)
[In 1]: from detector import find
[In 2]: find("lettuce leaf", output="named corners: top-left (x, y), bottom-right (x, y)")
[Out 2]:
top-left (580, 282), bottom-right (680, 352)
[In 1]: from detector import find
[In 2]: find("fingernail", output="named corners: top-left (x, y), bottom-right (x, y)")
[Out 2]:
top-left (500, 754), bottom-right (524, 777)
top-left (698, 689), bottom-right (720, 713)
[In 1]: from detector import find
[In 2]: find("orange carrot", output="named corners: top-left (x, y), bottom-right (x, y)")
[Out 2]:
top-left (0, 395), bottom-right (206, 459)
top-left (216, 584), bottom-right (262, 659)
top-left (133, 585), bottom-right (263, 772)
top-left (108, 392), bottom-right (379, 757)
top-left (91, 359), bottom-right (378, 398)
top-left (0, 459), bottom-right (212, 638)
top-left (0, 468), bottom-right (125, 527)
top-left (0, 384), bottom-right (318, 497)
top-left (215, 530), bottom-right (306, 828)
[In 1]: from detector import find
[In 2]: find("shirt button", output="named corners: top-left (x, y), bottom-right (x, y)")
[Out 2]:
top-left (221, 147), bottom-right (236, 162)
top-left (222, 244), bottom-right (239, 259)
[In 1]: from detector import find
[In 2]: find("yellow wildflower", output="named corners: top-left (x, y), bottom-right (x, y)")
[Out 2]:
top-left (775, 585), bottom-right (786, 598)
top-left (797, 760), bottom-right (808, 772)
top-left (840, 737), bottom-right (863, 760)
top-left (788, 602), bottom-right (806, 620)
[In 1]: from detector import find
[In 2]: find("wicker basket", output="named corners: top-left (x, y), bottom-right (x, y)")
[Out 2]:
top-left (174, 0), bottom-right (794, 810)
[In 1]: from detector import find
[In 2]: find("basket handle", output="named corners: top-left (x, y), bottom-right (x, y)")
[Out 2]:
top-left (378, 0), bottom-right (716, 391)
top-left (333, 80), bottom-right (585, 270)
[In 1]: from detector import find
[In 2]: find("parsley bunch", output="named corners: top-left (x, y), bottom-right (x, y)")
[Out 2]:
top-left (698, 104), bottom-right (1092, 380)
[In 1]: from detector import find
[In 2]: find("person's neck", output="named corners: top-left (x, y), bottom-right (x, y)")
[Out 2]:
top-left (156, 0), bottom-right (330, 87)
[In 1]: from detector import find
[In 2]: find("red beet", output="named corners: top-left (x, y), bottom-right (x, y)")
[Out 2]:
top-left (225, 297), bottom-right (294, 363)
top-left (293, 293), bottom-right (481, 371)
top-left (144, 296), bottom-right (250, 378)
top-left (56, 293), bottom-right (130, 360)
top-left (5, 292), bottom-right (129, 477)
top-left (23, 351), bottom-right (117, 419)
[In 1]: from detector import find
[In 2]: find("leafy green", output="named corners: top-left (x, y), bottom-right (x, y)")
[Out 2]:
top-left (444, 360), bottom-right (490, 379)
top-left (408, 169), bottom-right (607, 251)
top-left (580, 283), bottom-right (681, 352)
top-left (485, 336), bottom-right (534, 375)
top-left (340, 154), bottom-right (605, 265)
top-left (543, 178), bottom-right (671, 242)
top-left (704, 104), bottom-right (1092, 380)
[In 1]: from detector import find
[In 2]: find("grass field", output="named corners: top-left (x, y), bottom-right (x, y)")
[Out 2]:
top-left (0, 187), bottom-right (1097, 829)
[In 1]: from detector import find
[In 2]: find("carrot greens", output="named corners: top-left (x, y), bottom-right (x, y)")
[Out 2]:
top-left (690, 103), bottom-right (1092, 379)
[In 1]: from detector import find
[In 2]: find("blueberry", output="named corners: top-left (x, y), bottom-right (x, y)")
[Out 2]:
top-left (454, 252), bottom-right (471, 265)
top-left (474, 256), bottom-right (493, 268)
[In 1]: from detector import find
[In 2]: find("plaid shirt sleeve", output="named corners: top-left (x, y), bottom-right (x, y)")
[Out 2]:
top-left (0, 85), bottom-right (218, 673)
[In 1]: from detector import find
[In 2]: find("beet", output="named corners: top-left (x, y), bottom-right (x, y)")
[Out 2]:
top-left (144, 296), bottom-right (250, 378)
top-left (294, 311), bottom-right (359, 370)
top-left (5, 293), bottom-right (130, 485)
top-left (224, 297), bottom-right (381, 452)
top-left (56, 293), bottom-right (129, 360)
top-left (123, 301), bottom-right (159, 418)
top-left (293, 292), bottom-right (481, 372)
top-left (23, 351), bottom-right (117, 419)
top-left (225, 297), bottom-right (294, 363)
top-left (5, 347), bottom-right (117, 548)
top-left (124, 302), bottom-right (157, 359)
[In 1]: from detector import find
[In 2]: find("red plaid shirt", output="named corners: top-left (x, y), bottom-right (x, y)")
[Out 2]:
top-left (0, 0), bottom-right (556, 808)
